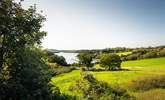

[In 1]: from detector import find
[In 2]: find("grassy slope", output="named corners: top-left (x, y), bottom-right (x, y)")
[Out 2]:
top-left (51, 57), bottom-right (165, 96)
top-left (117, 51), bottom-right (132, 56)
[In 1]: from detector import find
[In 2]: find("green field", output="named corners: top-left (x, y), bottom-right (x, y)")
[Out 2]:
top-left (117, 51), bottom-right (132, 56)
top-left (51, 57), bottom-right (165, 97)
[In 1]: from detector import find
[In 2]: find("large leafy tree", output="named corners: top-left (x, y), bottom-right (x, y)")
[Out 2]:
top-left (0, 0), bottom-right (46, 71)
top-left (0, 0), bottom-right (60, 99)
top-left (77, 52), bottom-right (94, 70)
top-left (48, 54), bottom-right (67, 66)
top-left (99, 53), bottom-right (122, 70)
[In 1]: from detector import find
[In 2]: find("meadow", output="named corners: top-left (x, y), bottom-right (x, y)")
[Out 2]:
top-left (117, 51), bottom-right (132, 56)
top-left (51, 57), bottom-right (165, 98)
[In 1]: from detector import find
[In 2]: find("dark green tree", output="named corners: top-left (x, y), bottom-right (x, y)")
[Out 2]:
top-left (77, 52), bottom-right (94, 70)
top-left (0, 0), bottom-right (61, 99)
top-left (0, 0), bottom-right (46, 71)
top-left (99, 53), bottom-right (122, 70)
top-left (48, 54), bottom-right (67, 66)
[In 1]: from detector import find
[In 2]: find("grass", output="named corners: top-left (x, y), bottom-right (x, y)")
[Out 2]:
top-left (51, 70), bottom-right (81, 95)
top-left (133, 89), bottom-right (165, 100)
top-left (51, 57), bottom-right (165, 98)
top-left (117, 51), bottom-right (132, 56)
top-left (122, 57), bottom-right (165, 74)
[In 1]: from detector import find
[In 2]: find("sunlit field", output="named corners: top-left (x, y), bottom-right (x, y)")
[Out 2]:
top-left (51, 57), bottom-right (165, 97)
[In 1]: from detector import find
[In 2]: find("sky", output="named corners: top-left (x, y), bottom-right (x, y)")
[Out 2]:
top-left (20, 0), bottom-right (165, 50)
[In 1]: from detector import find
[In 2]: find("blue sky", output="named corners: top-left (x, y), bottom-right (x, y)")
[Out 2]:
top-left (21, 0), bottom-right (165, 50)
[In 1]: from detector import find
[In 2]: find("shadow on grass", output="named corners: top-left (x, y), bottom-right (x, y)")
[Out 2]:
top-left (84, 68), bottom-right (141, 72)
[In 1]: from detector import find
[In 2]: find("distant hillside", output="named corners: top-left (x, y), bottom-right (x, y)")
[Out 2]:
top-left (48, 45), bottom-right (165, 53)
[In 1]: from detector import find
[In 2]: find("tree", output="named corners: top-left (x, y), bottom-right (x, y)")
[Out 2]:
top-left (99, 53), bottom-right (122, 70)
top-left (48, 54), bottom-right (67, 66)
top-left (77, 52), bottom-right (93, 70)
top-left (0, 0), bottom-right (46, 71)
top-left (0, 47), bottom-right (61, 99)
top-left (0, 0), bottom-right (60, 99)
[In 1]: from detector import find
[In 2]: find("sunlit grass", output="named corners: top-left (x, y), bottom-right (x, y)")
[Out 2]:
top-left (132, 89), bottom-right (165, 100)
top-left (51, 57), bottom-right (165, 97)
top-left (51, 70), bottom-right (81, 95)
top-left (117, 52), bottom-right (132, 56)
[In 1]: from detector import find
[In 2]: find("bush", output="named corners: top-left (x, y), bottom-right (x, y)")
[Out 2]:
top-left (69, 73), bottom-right (134, 100)
top-left (0, 47), bottom-right (61, 100)
top-left (80, 67), bottom-right (86, 71)
top-left (142, 51), bottom-right (157, 59)
top-left (125, 53), bottom-right (140, 60)
top-left (129, 75), bottom-right (165, 91)
top-left (80, 67), bottom-right (106, 72)
top-left (89, 68), bottom-right (105, 71)
top-left (158, 49), bottom-right (165, 57)
top-left (52, 66), bottom-right (76, 75)
top-left (121, 47), bottom-right (165, 61)
top-left (48, 54), bottom-right (67, 66)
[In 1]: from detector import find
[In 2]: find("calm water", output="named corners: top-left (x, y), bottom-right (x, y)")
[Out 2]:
top-left (55, 52), bottom-right (78, 64)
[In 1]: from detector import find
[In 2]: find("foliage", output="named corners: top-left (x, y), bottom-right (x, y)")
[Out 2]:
top-left (44, 49), bottom-right (55, 57)
top-left (101, 47), bottom-right (133, 53)
top-left (77, 52), bottom-right (94, 70)
top-left (158, 48), bottom-right (165, 57)
top-left (48, 54), bottom-right (67, 66)
top-left (81, 67), bottom-right (105, 71)
top-left (99, 53), bottom-right (122, 70)
top-left (0, 0), bottom-right (46, 71)
top-left (0, 0), bottom-right (61, 99)
top-left (75, 46), bottom-right (165, 61)
top-left (54, 66), bottom-right (76, 75)
top-left (121, 47), bottom-right (165, 61)
top-left (141, 51), bottom-right (157, 59)
top-left (52, 57), bottom-right (165, 99)
top-left (47, 63), bottom-right (76, 76)
top-left (69, 73), bottom-right (134, 100)
top-left (0, 47), bottom-right (61, 99)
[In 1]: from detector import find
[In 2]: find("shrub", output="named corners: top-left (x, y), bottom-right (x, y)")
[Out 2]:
top-left (0, 47), bottom-right (61, 100)
top-left (69, 73), bottom-right (134, 100)
top-left (129, 75), bottom-right (165, 91)
top-left (142, 51), bottom-right (157, 59)
top-left (158, 49), bottom-right (165, 57)
top-left (89, 68), bottom-right (105, 71)
top-left (48, 54), bottom-right (67, 66)
top-left (80, 67), bottom-right (86, 71)
top-left (53, 67), bottom-right (76, 75)
top-left (125, 53), bottom-right (140, 60)
top-left (80, 67), bottom-right (106, 72)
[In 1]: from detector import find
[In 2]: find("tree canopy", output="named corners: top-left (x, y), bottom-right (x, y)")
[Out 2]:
top-left (99, 53), bottom-right (122, 70)
top-left (77, 52), bottom-right (94, 70)
top-left (0, 0), bottom-right (60, 99)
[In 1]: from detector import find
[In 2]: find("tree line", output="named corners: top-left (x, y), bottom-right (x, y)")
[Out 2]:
top-left (121, 47), bottom-right (165, 61)
top-left (77, 52), bottom-right (122, 71)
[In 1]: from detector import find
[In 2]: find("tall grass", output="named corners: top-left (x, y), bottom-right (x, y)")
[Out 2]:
top-left (129, 75), bottom-right (165, 91)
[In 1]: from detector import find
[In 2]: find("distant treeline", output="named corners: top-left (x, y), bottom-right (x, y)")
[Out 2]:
top-left (49, 45), bottom-right (165, 61)
top-left (48, 47), bottom-right (133, 53)
top-left (121, 46), bottom-right (165, 61)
